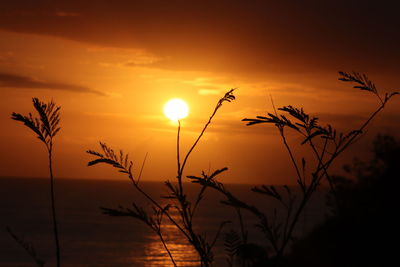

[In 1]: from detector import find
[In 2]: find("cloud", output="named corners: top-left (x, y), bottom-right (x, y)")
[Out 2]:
top-left (124, 56), bottom-right (163, 66)
top-left (0, 1), bottom-right (399, 75)
top-left (0, 72), bottom-right (105, 95)
top-left (198, 89), bottom-right (221, 95)
top-left (85, 46), bottom-right (163, 67)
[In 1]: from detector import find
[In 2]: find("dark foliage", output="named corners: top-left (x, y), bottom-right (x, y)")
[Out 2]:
top-left (288, 134), bottom-right (399, 267)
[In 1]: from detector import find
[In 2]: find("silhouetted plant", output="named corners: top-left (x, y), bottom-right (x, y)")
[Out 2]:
top-left (189, 71), bottom-right (398, 264)
top-left (87, 89), bottom-right (235, 266)
top-left (6, 226), bottom-right (46, 267)
top-left (11, 98), bottom-right (61, 267)
top-left (288, 134), bottom-right (399, 267)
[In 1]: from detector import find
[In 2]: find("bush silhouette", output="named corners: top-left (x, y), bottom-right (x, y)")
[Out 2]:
top-left (288, 134), bottom-right (399, 267)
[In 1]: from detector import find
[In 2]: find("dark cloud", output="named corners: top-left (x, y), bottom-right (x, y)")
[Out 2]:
top-left (0, 72), bottom-right (105, 95)
top-left (0, 0), bottom-right (399, 74)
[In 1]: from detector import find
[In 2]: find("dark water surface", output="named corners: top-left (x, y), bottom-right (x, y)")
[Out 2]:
top-left (0, 177), bottom-right (328, 267)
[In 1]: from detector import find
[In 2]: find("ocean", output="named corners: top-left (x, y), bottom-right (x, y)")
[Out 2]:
top-left (0, 177), bottom-right (328, 267)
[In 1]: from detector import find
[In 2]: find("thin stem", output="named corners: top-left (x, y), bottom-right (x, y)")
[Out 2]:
top-left (279, 127), bottom-right (302, 183)
top-left (175, 120), bottom-right (194, 241)
top-left (278, 186), bottom-right (313, 256)
top-left (137, 152), bottom-right (148, 184)
top-left (159, 233), bottom-right (177, 267)
top-left (174, 120), bottom-right (196, 256)
top-left (48, 144), bottom-right (61, 267)
top-left (179, 105), bottom-right (219, 175)
top-left (177, 120), bottom-right (183, 192)
top-left (191, 185), bottom-right (207, 218)
top-left (309, 138), bottom-right (337, 199)
top-left (337, 103), bottom-right (385, 155)
top-left (316, 102), bottom-right (386, 177)
top-left (279, 163), bottom-right (329, 256)
top-left (157, 224), bottom-right (177, 267)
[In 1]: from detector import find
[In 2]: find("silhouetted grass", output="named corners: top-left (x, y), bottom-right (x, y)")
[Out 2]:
top-left (11, 98), bottom-right (62, 267)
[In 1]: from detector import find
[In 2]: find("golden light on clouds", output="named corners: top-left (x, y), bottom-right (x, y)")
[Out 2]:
top-left (163, 98), bottom-right (189, 121)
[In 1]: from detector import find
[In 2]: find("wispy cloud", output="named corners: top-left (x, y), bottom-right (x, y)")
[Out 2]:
top-left (85, 46), bottom-right (163, 67)
top-left (198, 89), bottom-right (221, 95)
top-left (0, 72), bottom-right (105, 95)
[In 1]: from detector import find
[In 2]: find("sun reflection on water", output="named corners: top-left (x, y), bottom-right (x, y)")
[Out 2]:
top-left (144, 236), bottom-right (199, 267)
top-left (134, 205), bottom-right (200, 266)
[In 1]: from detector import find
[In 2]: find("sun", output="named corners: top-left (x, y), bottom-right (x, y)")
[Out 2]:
top-left (163, 98), bottom-right (189, 121)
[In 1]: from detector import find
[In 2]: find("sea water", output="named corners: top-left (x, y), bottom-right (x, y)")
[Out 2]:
top-left (0, 177), bottom-right (328, 267)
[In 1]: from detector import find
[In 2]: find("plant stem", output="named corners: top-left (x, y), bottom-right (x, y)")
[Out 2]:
top-left (278, 185), bottom-right (313, 257)
top-left (157, 229), bottom-right (177, 267)
top-left (179, 104), bottom-right (219, 175)
top-left (279, 127), bottom-right (303, 185)
top-left (309, 138), bottom-right (338, 202)
top-left (177, 120), bottom-right (183, 193)
top-left (176, 119), bottom-right (212, 266)
top-left (48, 144), bottom-right (61, 267)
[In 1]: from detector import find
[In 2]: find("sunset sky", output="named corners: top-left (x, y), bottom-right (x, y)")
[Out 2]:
top-left (1, 0), bottom-right (399, 184)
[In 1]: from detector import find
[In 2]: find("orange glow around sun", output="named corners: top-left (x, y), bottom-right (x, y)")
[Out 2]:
top-left (163, 98), bottom-right (189, 121)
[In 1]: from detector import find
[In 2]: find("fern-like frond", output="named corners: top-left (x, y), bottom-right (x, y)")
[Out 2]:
top-left (214, 89), bottom-right (236, 112)
top-left (101, 203), bottom-right (158, 231)
top-left (86, 142), bottom-right (134, 179)
top-left (338, 71), bottom-right (377, 93)
top-left (11, 98), bottom-right (61, 147)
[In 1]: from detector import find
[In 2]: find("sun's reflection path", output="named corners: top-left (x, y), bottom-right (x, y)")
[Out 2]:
top-left (144, 235), bottom-right (199, 266)
top-left (126, 200), bottom-right (200, 267)
top-left (143, 217), bottom-right (199, 267)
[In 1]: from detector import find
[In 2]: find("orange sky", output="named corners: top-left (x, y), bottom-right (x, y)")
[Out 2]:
top-left (0, 0), bottom-right (399, 184)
